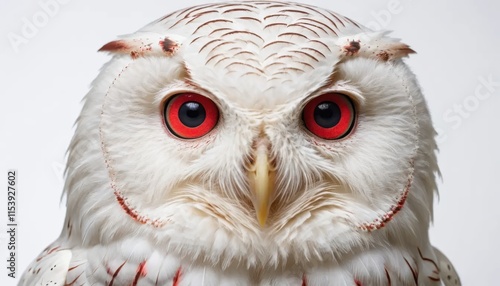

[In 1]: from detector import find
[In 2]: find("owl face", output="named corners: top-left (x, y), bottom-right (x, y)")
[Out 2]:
top-left (66, 1), bottom-right (438, 266)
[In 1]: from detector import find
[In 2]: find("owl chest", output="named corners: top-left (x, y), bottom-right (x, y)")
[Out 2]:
top-left (58, 239), bottom-right (442, 286)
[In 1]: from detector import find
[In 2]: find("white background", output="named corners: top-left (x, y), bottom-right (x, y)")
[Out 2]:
top-left (0, 0), bottom-right (499, 285)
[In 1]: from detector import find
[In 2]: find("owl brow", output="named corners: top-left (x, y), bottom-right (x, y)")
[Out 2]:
top-left (181, 78), bottom-right (240, 110)
top-left (152, 68), bottom-right (197, 106)
top-left (297, 65), bottom-right (364, 106)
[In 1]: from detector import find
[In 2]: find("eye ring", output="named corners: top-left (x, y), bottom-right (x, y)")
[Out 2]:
top-left (302, 93), bottom-right (356, 140)
top-left (164, 93), bottom-right (219, 139)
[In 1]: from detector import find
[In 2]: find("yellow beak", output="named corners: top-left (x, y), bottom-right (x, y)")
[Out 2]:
top-left (248, 140), bottom-right (275, 227)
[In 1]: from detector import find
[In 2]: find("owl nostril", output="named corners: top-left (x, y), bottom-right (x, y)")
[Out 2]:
top-left (249, 135), bottom-right (277, 169)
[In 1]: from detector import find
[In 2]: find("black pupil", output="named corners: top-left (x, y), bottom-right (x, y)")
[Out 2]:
top-left (314, 101), bottom-right (341, 128)
top-left (179, 101), bottom-right (206, 127)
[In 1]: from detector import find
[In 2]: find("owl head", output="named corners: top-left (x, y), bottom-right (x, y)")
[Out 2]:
top-left (63, 1), bottom-right (438, 267)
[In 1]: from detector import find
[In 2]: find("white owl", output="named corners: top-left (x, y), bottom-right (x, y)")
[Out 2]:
top-left (20, 1), bottom-right (460, 285)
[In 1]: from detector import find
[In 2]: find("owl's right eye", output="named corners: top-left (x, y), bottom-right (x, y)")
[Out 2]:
top-left (302, 93), bottom-right (356, 140)
top-left (164, 93), bottom-right (219, 139)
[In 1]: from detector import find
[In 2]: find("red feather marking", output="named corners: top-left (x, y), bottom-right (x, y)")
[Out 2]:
top-left (159, 37), bottom-right (179, 55)
top-left (172, 267), bottom-right (182, 286)
top-left (354, 278), bottom-right (362, 286)
top-left (114, 192), bottom-right (142, 223)
top-left (68, 263), bottom-right (84, 272)
top-left (36, 246), bottom-right (61, 262)
top-left (302, 274), bottom-right (307, 286)
top-left (113, 191), bottom-right (167, 227)
top-left (418, 248), bottom-right (441, 282)
top-left (403, 257), bottom-right (419, 285)
top-left (384, 267), bottom-right (392, 286)
top-left (360, 159), bottom-right (415, 231)
top-left (64, 271), bottom-right (84, 286)
top-left (131, 261), bottom-right (147, 286)
top-left (344, 40), bottom-right (360, 56)
top-left (108, 261), bottom-right (127, 286)
top-left (418, 248), bottom-right (439, 271)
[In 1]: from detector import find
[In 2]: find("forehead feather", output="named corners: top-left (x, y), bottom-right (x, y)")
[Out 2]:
top-left (139, 1), bottom-right (366, 108)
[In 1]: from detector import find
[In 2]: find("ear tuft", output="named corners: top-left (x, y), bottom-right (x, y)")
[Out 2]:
top-left (97, 34), bottom-right (184, 59)
top-left (337, 31), bottom-right (416, 62)
top-left (98, 40), bottom-right (129, 53)
top-left (385, 42), bottom-right (416, 58)
top-left (375, 42), bottom-right (416, 61)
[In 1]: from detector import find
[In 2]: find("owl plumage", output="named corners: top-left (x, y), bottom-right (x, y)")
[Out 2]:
top-left (20, 1), bottom-right (460, 285)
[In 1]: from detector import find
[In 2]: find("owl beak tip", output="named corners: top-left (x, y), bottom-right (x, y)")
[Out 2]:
top-left (257, 210), bottom-right (269, 227)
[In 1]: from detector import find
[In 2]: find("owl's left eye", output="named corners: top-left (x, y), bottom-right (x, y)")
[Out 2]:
top-left (164, 93), bottom-right (219, 139)
top-left (302, 93), bottom-right (356, 140)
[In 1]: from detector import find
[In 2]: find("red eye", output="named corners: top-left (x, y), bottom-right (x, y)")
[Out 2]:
top-left (164, 93), bottom-right (219, 139)
top-left (302, 93), bottom-right (356, 140)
